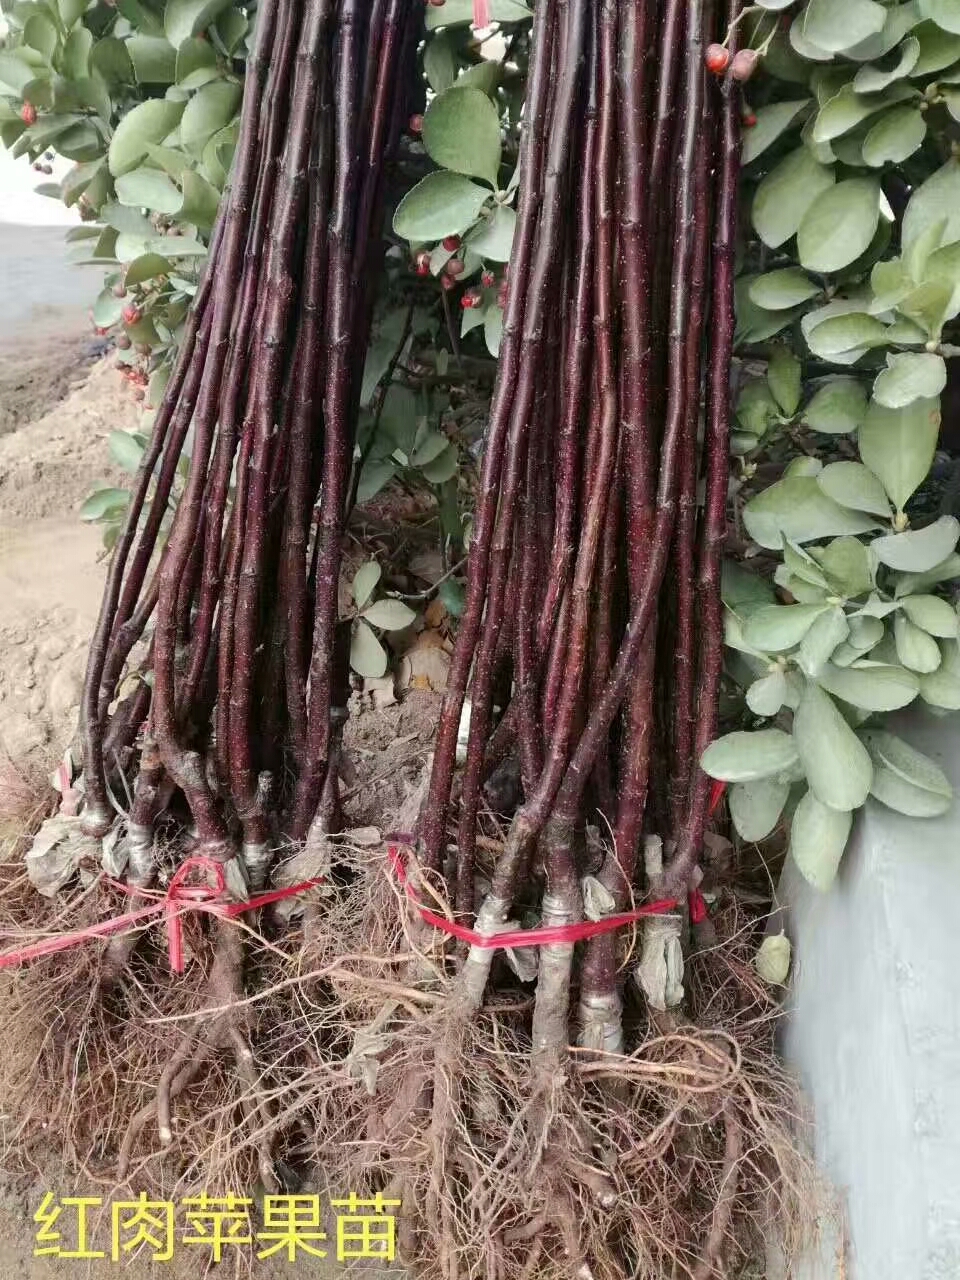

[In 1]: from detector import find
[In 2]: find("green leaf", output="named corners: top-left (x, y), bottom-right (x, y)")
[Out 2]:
top-left (857, 396), bottom-right (941, 509)
top-left (722, 561), bottom-right (777, 611)
top-left (803, 377), bottom-right (868, 433)
top-left (742, 99), bottom-right (811, 165)
top-left (742, 603), bottom-right (828, 653)
top-left (797, 178), bottom-right (881, 274)
top-left (862, 105), bottom-right (926, 166)
top-left (767, 346), bottom-right (802, 416)
top-left (918, 0), bottom-right (960, 34)
top-left (820, 535), bottom-right (877, 597)
top-left (818, 660), bottom-right (919, 710)
top-left (109, 98), bottom-right (185, 176)
top-left (853, 36), bottom-right (921, 91)
top-left (816, 461), bottom-right (891, 516)
top-left (803, 312), bottom-right (887, 359)
top-left (115, 165), bottom-right (182, 213)
top-left (911, 20), bottom-right (960, 71)
top-left (356, 459), bottom-right (396, 505)
top-left (747, 670), bottom-right (790, 716)
top-left (424, 30), bottom-right (457, 93)
top-left (730, 778), bottom-right (791, 842)
top-left (352, 560), bottom-right (382, 610)
top-left (813, 82), bottom-right (916, 144)
top-left (216, 8), bottom-right (248, 53)
top-left (744, 476), bottom-right (880, 550)
top-left (422, 87), bottom-right (501, 189)
top-left (701, 729), bottom-right (800, 783)
top-left (438, 578), bottom-right (466, 617)
top-left (410, 431), bottom-right (450, 468)
top-left (798, 606), bottom-right (851, 677)
top-left (466, 204), bottom-right (515, 262)
top-left (749, 268), bottom-right (820, 310)
top-left (393, 170), bottom-right (490, 242)
top-left (127, 35), bottom-right (177, 84)
top-left (165, 0), bottom-right (233, 47)
top-left (425, 0), bottom-right (532, 29)
top-left (872, 352), bottom-right (946, 410)
top-left (873, 517), bottom-right (960, 571)
top-left (737, 381), bottom-right (780, 437)
top-left (89, 36), bottom-right (133, 85)
top-left (124, 252), bottom-right (172, 286)
top-left (180, 79), bottom-right (241, 155)
top-left (59, 0), bottom-right (90, 25)
top-left (362, 598), bottom-right (417, 631)
top-left (918, 639), bottom-right (960, 708)
top-left (176, 35), bottom-right (216, 82)
top-left (894, 553), bottom-right (960, 597)
top-left (178, 167), bottom-right (220, 228)
top-left (755, 933), bottom-right (792, 986)
top-left (92, 289), bottom-right (123, 328)
top-left (350, 618), bottom-right (388, 679)
top-left (789, 790), bottom-right (853, 891)
top-left (900, 594), bottom-right (959, 636)
top-left (421, 443), bottom-right (460, 484)
top-left (80, 487), bottom-right (130, 521)
top-left (23, 13), bottom-right (58, 62)
top-left (902, 160), bottom-right (960, 259)
top-left (0, 53), bottom-right (35, 94)
top-left (861, 728), bottom-right (953, 815)
top-left (108, 429), bottom-right (146, 474)
top-left (63, 25), bottom-right (92, 79)
top-left (793, 680), bottom-right (873, 811)
top-left (803, 0), bottom-right (887, 50)
top-left (894, 612), bottom-right (942, 671)
top-left (752, 147), bottom-right (835, 250)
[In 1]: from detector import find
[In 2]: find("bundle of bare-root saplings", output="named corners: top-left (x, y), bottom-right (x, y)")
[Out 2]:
top-left (276, 0), bottom-right (811, 1277)
top-left (1, 0), bottom-right (423, 1195)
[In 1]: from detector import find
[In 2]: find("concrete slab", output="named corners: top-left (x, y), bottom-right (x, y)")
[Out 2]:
top-left (778, 707), bottom-right (960, 1280)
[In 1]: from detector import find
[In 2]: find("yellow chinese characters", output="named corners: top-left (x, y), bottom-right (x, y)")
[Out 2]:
top-left (332, 1192), bottom-right (401, 1263)
top-left (33, 1189), bottom-right (402, 1264)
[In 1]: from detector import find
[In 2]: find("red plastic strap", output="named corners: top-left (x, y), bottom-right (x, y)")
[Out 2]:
top-left (0, 855), bottom-right (324, 974)
top-left (386, 840), bottom-right (680, 949)
top-left (473, 0), bottom-right (491, 27)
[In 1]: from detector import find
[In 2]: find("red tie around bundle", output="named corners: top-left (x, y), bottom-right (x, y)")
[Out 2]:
top-left (0, 855), bottom-right (324, 974)
top-left (387, 779), bottom-right (728, 949)
top-left (0, 783), bottom-right (728, 972)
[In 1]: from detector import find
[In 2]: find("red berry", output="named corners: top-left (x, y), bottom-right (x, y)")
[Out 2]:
top-left (116, 334), bottom-right (132, 350)
top-left (41, 163), bottom-right (52, 174)
top-left (427, 0), bottom-right (446, 6)
top-left (705, 44), bottom-right (729, 75)
top-left (32, 162), bottom-right (42, 172)
top-left (742, 112), bottom-right (757, 128)
top-left (481, 270), bottom-right (496, 288)
top-left (414, 250), bottom-right (431, 276)
top-left (409, 113), bottom-right (424, 134)
top-left (20, 102), bottom-right (37, 126)
top-left (113, 283), bottom-right (127, 298)
top-left (730, 48), bottom-right (760, 82)
top-left (441, 274), bottom-right (456, 291)
top-left (445, 257), bottom-right (465, 277)
top-left (122, 304), bottom-right (142, 326)
top-left (441, 235), bottom-right (461, 252)
top-left (461, 289), bottom-right (482, 309)
top-left (95, 327), bottom-right (108, 337)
